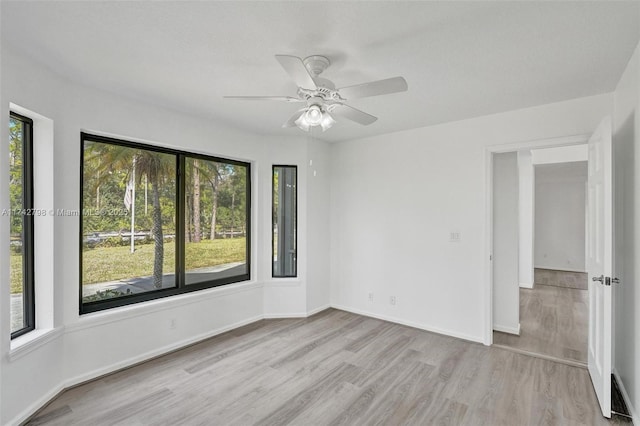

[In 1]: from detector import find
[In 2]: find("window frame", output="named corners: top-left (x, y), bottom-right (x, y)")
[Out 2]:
top-left (10, 111), bottom-right (35, 339)
top-left (272, 165), bottom-right (297, 278)
top-left (79, 132), bottom-right (251, 314)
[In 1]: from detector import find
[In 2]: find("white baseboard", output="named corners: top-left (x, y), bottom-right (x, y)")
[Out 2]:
top-left (331, 304), bottom-right (483, 344)
top-left (11, 315), bottom-right (264, 425)
top-left (613, 367), bottom-right (638, 423)
top-left (493, 323), bottom-right (521, 335)
top-left (64, 314), bottom-right (265, 388)
top-left (12, 304), bottom-right (332, 425)
top-left (10, 383), bottom-right (66, 426)
top-left (534, 265), bottom-right (586, 274)
top-left (263, 304), bottom-right (331, 319)
top-left (263, 312), bottom-right (307, 318)
top-left (307, 304), bottom-right (331, 316)
top-left (519, 282), bottom-right (534, 289)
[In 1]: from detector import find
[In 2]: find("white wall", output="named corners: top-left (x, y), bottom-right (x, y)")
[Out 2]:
top-left (493, 152), bottom-right (520, 334)
top-left (531, 144), bottom-right (588, 165)
top-left (534, 162), bottom-right (587, 272)
top-left (330, 93), bottom-right (612, 343)
top-left (613, 40), bottom-right (640, 422)
top-left (518, 150), bottom-right (534, 288)
top-left (306, 140), bottom-right (331, 314)
top-left (0, 45), bottom-right (331, 425)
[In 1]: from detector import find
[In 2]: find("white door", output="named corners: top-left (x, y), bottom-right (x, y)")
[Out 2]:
top-left (586, 116), bottom-right (613, 418)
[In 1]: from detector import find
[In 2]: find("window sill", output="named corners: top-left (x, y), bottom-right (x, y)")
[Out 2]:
top-left (67, 280), bottom-right (262, 333)
top-left (9, 327), bottom-right (65, 362)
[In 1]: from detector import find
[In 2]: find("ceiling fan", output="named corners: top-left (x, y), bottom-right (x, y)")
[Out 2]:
top-left (224, 55), bottom-right (408, 132)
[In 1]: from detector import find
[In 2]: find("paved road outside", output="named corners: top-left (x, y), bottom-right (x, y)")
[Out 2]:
top-left (10, 262), bottom-right (247, 331)
top-left (82, 262), bottom-right (247, 298)
top-left (11, 294), bottom-right (22, 333)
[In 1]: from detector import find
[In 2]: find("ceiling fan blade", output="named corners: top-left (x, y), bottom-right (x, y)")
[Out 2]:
top-left (282, 109), bottom-right (307, 128)
top-left (224, 96), bottom-right (304, 103)
top-left (330, 104), bottom-right (378, 126)
top-left (275, 55), bottom-right (318, 90)
top-left (338, 76), bottom-right (408, 99)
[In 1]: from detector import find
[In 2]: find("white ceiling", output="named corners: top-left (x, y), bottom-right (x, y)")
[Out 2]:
top-left (2, 1), bottom-right (639, 143)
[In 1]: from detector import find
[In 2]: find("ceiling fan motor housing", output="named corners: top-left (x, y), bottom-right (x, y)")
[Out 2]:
top-left (303, 55), bottom-right (336, 91)
top-left (303, 55), bottom-right (330, 76)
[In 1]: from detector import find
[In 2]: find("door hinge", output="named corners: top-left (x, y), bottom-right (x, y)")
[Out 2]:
top-left (605, 277), bottom-right (611, 286)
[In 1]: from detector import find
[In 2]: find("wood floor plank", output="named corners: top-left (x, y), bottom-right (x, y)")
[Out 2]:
top-left (363, 361), bottom-right (436, 425)
top-left (269, 317), bottom-right (366, 369)
top-left (428, 398), bottom-right (469, 426)
top-left (26, 405), bottom-right (72, 426)
top-left (348, 334), bottom-right (415, 387)
top-left (535, 268), bottom-right (588, 290)
top-left (344, 321), bottom-right (394, 353)
top-left (255, 362), bottom-right (360, 426)
top-left (494, 277), bottom-right (588, 364)
top-left (328, 350), bottom-right (424, 426)
top-left (28, 308), bottom-right (629, 426)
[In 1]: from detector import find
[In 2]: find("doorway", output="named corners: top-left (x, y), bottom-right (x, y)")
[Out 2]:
top-left (493, 159), bottom-right (589, 365)
top-left (485, 138), bottom-right (590, 358)
top-left (486, 118), bottom-right (617, 418)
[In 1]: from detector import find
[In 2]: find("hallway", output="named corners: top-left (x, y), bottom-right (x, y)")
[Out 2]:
top-left (494, 269), bottom-right (588, 365)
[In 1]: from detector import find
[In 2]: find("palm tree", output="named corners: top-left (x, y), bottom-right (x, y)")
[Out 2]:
top-left (192, 159), bottom-right (201, 243)
top-left (84, 142), bottom-right (174, 288)
top-left (9, 118), bottom-right (24, 234)
top-left (204, 162), bottom-right (223, 240)
top-left (189, 159), bottom-right (225, 240)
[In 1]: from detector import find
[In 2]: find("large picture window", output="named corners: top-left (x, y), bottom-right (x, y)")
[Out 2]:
top-left (272, 165), bottom-right (297, 277)
top-left (9, 112), bottom-right (35, 338)
top-left (80, 133), bottom-right (250, 313)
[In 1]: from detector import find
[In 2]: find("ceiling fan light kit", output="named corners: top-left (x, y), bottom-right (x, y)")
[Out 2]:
top-left (224, 54), bottom-right (408, 133)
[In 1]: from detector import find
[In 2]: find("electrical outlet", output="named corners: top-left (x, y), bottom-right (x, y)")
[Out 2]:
top-left (449, 232), bottom-right (461, 242)
top-left (368, 292), bottom-right (374, 302)
top-left (169, 318), bottom-right (177, 329)
top-left (390, 296), bottom-right (396, 306)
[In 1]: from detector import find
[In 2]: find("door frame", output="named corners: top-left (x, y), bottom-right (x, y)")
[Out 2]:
top-left (483, 133), bottom-right (590, 345)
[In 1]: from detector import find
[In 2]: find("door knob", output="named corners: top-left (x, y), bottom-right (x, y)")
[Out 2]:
top-left (592, 275), bottom-right (604, 283)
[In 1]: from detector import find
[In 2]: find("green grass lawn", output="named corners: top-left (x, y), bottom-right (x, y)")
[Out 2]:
top-left (9, 238), bottom-right (247, 292)
top-left (10, 254), bottom-right (22, 295)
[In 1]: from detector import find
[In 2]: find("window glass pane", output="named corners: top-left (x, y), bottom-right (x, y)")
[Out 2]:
top-left (82, 141), bottom-right (177, 304)
top-left (185, 157), bottom-right (248, 285)
top-left (273, 166), bottom-right (297, 277)
top-left (9, 117), bottom-right (25, 334)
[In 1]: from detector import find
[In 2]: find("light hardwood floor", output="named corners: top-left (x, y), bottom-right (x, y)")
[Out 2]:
top-left (494, 283), bottom-right (588, 365)
top-left (534, 268), bottom-right (588, 290)
top-left (29, 309), bottom-right (628, 425)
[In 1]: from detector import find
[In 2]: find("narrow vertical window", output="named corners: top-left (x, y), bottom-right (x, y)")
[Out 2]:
top-left (272, 166), bottom-right (297, 277)
top-left (9, 112), bottom-right (34, 338)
